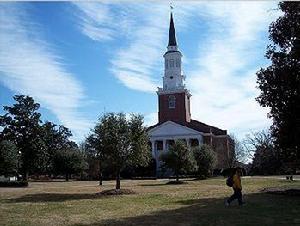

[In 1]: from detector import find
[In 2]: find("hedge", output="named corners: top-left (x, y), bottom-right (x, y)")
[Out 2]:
top-left (0, 181), bottom-right (28, 187)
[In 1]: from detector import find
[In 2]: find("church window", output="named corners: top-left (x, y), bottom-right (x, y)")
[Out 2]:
top-left (176, 59), bottom-right (180, 67)
top-left (168, 95), bottom-right (176, 108)
top-left (170, 76), bottom-right (173, 79)
top-left (170, 59), bottom-right (174, 68)
top-left (165, 59), bottom-right (169, 69)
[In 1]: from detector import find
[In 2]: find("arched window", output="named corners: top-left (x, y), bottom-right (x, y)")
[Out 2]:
top-left (176, 59), bottom-right (180, 67)
top-left (165, 59), bottom-right (169, 69)
top-left (170, 59), bottom-right (174, 68)
top-left (168, 95), bottom-right (176, 109)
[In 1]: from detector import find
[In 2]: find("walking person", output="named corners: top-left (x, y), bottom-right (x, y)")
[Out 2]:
top-left (225, 168), bottom-right (244, 206)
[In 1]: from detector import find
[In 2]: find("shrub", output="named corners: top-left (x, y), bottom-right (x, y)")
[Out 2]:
top-left (193, 144), bottom-right (217, 179)
top-left (160, 140), bottom-right (196, 181)
top-left (0, 180), bottom-right (28, 187)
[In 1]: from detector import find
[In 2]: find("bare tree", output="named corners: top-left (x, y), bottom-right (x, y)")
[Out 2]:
top-left (228, 134), bottom-right (247, 167)
top-left (242, 130), bottom-right (273, 160)
top-left (243, 130), bottom-right (281, 175)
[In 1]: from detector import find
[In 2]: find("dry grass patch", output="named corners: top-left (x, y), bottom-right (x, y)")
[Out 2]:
top-left (0, 177), bottom-right (299, 226)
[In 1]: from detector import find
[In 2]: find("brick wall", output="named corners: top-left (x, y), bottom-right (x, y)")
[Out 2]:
top-left (158, 92), bottom-right (190, 123)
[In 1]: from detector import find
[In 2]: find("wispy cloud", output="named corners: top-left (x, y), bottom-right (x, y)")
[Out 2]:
top-left (73, 2), bottom-right (191, 93)
top-left (186, 2), bottom-right (281, 138)
top-left (73, 2), bottom-right (115, 41)
top-left (0, 4), bottom-right (91, 141)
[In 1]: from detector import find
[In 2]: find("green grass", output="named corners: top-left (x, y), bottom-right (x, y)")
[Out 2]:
top-left (0, 177), bottom-right (299, 226)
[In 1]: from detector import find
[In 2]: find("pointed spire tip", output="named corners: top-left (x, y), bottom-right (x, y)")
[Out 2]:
top-left (168, 12), bottom-right (177, 47)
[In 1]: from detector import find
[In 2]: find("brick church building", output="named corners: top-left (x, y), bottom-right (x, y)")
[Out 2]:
top-left (148, 13), bottom-right (234, 175)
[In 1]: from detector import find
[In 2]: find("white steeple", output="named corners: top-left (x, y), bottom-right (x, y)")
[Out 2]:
top-left (162, 12), bottom-right (185, 91)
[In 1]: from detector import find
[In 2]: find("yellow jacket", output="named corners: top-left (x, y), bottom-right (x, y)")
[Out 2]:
top-left (232, 173), bottom-right (242, 190)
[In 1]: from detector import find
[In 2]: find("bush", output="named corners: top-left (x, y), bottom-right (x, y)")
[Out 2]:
top-left (0, 180), bottom-right (28, 187)
top-left (160, 141), bottom-right (196, 182)
top-left (193, 145), bottom-right (217, 179)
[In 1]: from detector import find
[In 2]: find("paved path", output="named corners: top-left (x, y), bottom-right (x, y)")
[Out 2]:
top-left (244, 175), bottom-right (300, 181)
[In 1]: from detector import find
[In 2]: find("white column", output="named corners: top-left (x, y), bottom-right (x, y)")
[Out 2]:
top-left (151, 140), bottom-right (160, 177)
top-left (151, 140), bottom-right (155, 158)
top-left (197, 136), bottom-right (202, 146)
top-left (186, 138), bottom-right (191, 149)
top-left (163, 139), bottom-right (167, 151)
top-left (197, 138), bottom-right (200, 146)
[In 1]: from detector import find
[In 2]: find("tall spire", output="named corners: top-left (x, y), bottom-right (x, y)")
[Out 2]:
top-left (168, 12), bottom-right (177, 47)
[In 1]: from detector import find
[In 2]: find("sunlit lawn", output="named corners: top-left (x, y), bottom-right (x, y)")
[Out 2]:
top-left (0, 177), bottom-right (299, 226)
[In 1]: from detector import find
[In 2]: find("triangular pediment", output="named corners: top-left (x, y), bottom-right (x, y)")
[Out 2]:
top-left (148, 121), bottom-right (201, 137)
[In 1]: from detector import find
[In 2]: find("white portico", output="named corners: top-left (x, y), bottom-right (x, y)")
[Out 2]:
top-left (148, 121), bottom-right (203, 173)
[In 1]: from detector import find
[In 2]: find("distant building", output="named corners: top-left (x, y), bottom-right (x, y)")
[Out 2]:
top-left (148, 13), bottom-right (234, 176)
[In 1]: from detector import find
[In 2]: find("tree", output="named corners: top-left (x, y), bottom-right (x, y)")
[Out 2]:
top-left (53, 142), bottom-right (87, 181)
top-left (160, 140), bottom-right (196, 182)
top-left (244, 131), bottom-right (281, 175)
top-left (81, 136), bottom-right (104, 184)
top-left (256, 2), bottom-right (300, 172)
top-left (227, 135), bottom-right (247, 168)
top-left (0, 95), bottom-right (43, 180)
top-left (88, 113), bottom-right (151, 189)
top-left (193, 144), bottom-right (216, 179)
top-left (0, 140), bottom-right (19, 176)
top-left (41, 122), bottom-right (73, 176)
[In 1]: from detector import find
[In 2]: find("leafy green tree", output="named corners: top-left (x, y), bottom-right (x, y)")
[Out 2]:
top-left (81, 137), bottom-right (103, 184)
top-left (0, 140), bottom-right (19, 176)
top-left (256, 2), bottom-right (300, 171)
top-left (0, 95), bottom-right (42, 180)
top-left (89, 113), bottom-right (151, 189)
top-left (84, 134), bottom-right (111, 185)
top-left (193, 144), bottom-right (216, 179)
top-left (41, 122), bottom-right (73, 175)
top-left (161, 140), bottom-right (196, 182)
top-left (53, 142), bottom-right (87, 181)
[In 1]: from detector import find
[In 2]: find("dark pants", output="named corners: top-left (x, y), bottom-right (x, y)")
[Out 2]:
top-left (228, 188), bottom-right (243, 205)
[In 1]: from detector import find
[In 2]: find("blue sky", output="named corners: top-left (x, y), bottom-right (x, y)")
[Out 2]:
top-left (0, 1), bottom-right (280, 142)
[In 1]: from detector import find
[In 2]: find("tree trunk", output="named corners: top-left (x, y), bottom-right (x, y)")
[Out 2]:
top-left (116, 169), bottom-right (121, 190)
top-left (66, 173), bottom-right (69, 181)
top-left (99, 172), bottom-right (103, 186)
top-left (176, 173), bottom-right (179, 182)
top-left (99, 162), bottom-right (103, 186)
top-left (22, 171), bottom-right (28, 181)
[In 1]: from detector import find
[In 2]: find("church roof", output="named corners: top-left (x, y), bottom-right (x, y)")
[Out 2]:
top-left (147, 119), bottom-right (227, 136)
top-left (187, 120), bottom-right (227, 136)
top-left (168, 12), bottom-right (177, 46)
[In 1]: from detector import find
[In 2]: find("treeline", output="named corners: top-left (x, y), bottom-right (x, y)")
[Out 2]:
top-left (0, 95), bottom-right (155, 185)
top-left (0, 95), bottom-right (87, 181)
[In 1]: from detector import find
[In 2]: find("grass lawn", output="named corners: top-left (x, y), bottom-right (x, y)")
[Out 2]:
top-left (0, 177), bottom-right (299, 226)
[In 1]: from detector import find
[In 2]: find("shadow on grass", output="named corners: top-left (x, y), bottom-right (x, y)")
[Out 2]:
top-left (140, 182), bottom-right (187, 187)
top-left (140, 180), bottom-right (191, 187)
top-left (4, 193), bottom-right (104, 203)
top-left (139, 183), bottom-right (171, 187)
top-left (29, 180), bottom-right (69, 183)
top-left (71, 193), bottom-right (300, 226)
